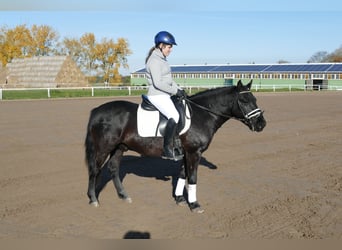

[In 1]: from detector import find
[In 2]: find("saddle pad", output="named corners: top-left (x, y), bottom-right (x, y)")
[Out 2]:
top-left (137, 105), bottom-right (191, 137)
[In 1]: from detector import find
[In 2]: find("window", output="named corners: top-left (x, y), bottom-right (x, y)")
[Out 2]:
top-left (224, 73), bottom-right (233, 78)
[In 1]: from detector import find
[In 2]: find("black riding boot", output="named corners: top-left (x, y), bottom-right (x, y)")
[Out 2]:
top-left (162, 118), bottom-right (183, 161)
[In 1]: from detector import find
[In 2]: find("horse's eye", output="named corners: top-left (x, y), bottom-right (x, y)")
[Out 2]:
top-left (239, 96), bottom-right (249, 103)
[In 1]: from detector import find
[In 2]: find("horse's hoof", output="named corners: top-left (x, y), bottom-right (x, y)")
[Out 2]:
top-left (192, 206), bottom-right (204, 213)
top-left (189, 202), bottom-right (204, 213)
top-left (175, 196), bottom-right (187, 207)
top-left (89, 201), bottom-right (100, 207)
top-left (123, 197), bottom-right (132, 203)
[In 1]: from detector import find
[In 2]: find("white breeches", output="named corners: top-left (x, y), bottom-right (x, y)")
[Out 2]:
top-left (147, 95), bottom-right (179, 123)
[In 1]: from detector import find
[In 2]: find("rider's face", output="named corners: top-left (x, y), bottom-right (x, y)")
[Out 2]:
top-left (160, 44), bottom-right (173, 57)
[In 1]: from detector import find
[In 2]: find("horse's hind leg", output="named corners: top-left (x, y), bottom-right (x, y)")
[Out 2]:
top-left (87, 155), bottom-right (106, 207)
top-left (108, 147), bottom-right (132, 203)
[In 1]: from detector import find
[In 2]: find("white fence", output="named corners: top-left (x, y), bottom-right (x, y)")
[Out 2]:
top-left (1, 84), bottom-right (341, 100)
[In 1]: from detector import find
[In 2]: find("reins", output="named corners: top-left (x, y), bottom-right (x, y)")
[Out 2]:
top-left (184, 97), bottom-right (237, 119)
top-left (184, 90), bottom-right (263, 121)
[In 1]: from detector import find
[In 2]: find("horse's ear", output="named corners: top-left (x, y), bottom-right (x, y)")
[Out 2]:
top-left (237, 80), bottom-right (243, 89)
top-left (247, 80), bottom-right (253, 90)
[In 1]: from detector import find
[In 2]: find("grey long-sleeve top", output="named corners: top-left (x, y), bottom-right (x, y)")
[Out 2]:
top-left (145, 48), bottom-right (179, 96)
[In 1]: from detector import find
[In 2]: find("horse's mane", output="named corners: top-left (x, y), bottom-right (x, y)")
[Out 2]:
top-left (189, 85), bottom-right (237, 104)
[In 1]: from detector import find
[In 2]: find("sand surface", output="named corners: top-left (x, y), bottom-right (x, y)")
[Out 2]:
top-left (0, 92), bottom-right (341, 239)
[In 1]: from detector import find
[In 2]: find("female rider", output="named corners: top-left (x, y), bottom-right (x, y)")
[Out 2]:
top-left (145, 31), bottom-right (186, 161)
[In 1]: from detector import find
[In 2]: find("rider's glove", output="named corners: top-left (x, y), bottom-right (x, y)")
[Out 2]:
top-left (175, 89), bottom-right (186, 98)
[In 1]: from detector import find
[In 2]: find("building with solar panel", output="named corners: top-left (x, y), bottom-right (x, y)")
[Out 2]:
top-left (131, 63), bottom-right (342, 90)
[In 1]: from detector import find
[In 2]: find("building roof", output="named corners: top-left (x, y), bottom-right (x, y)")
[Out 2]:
top-left (134, 63), bottom-right (342, 74)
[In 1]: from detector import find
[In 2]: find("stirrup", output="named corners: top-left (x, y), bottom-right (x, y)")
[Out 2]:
top-left (162, 149), bottom-right (183, 161)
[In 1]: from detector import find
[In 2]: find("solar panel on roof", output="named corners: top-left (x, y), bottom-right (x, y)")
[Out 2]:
top-left (171, 66), bottom-right (217, 72)
top-left (171, 64), bottom-right (270, 73)
top-left (134, 63), bottom-right (342, 74)
top-left (136, 68), bottom-right (146, 73)
top-left (328, 64), bottom-right (342, 72)
top-left (264, 64), bottom-right (333, 72)
top-left (214, 65), bottom-right (269, 72)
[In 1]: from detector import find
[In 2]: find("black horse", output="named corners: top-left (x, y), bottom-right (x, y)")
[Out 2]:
top-left (85, 80), bottom-right (266, 213)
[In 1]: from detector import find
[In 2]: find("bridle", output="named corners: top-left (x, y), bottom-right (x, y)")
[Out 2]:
top-left (184, 90), bottom-right (263, 122)
top-left (237, 91), bottom-right (263, 120)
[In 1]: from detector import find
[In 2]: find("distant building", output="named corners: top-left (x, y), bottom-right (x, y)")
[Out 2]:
top-left (0, 56), bottom-right (88, 88)
top-left (131, 63), bottom-right (342, 90)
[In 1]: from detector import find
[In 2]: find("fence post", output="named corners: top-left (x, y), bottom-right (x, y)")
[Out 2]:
top-left (128, 86), bottom-right (131, 96)
top-left (91, 87), bottom-right (94, 97)
top-left (47, 88), bottom-right (51, 98)
top-left (273, 85), bottom-right (276, 92)
top-left (0, 88), bottom-right (2, 100)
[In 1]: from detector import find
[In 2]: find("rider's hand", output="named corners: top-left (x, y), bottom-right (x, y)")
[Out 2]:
top-left (176, 89), bottom-right (186, 98)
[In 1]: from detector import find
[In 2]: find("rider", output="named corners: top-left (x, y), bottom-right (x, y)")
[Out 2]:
top-left (145, 31), bottom-right (186, 161)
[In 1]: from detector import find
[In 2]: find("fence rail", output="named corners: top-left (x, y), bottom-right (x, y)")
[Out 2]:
top-left (1, 84), bottom-right (341, 100)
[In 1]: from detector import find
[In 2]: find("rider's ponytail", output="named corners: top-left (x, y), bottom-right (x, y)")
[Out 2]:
top-left (145, 46), bottom-right (156, 64)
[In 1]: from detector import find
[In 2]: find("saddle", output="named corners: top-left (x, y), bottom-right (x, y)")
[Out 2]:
top-left (137, 95), bottom-right (191, 137)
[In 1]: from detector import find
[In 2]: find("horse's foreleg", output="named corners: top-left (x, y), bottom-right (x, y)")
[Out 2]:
top-left (107, 147), bottom-right (132, 203)
top-left (175, 164), bottom-right (187, 206)
top-left (185, 152), bottom-right (204, 213)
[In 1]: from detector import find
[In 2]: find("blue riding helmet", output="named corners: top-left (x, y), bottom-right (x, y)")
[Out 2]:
top-left (154, 31), bottom-right (177, 46)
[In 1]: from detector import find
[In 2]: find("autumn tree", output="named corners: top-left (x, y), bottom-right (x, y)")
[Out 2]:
top-left (1, 24), bottom-right (132, 82)
top-left (0, 24), bottom-right (32, 66)
top-left (307, 51), bottom-right (328, 63)
top-left (79, 33), bottom-right (97, 75)
top-left (61, 33), bottom-right (131, 84)
top-left (327, 45), bottom-right (342, 62)
top-left (60, 37), bottom-right (82, 65)
top-left (30, 24), bottom-right (59, 56)
top-left (308, 45), bottom-right (342, 63)
top-left (0, 24), bottom-right (58, 66)
top-left (95, 37), bottom-right (131, 83)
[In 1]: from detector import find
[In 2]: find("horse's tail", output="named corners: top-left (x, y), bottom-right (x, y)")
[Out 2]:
top-left (84, 111), bottom-right (97, 175)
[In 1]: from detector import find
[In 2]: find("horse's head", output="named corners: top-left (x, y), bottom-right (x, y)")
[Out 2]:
top-left (233, 80), bottom-right (266, 132)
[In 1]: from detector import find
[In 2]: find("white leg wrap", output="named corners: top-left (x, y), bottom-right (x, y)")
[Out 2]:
top-left (175, 178), bottom-right (186, 196)
top-left (188, 184), bottom-right (197, 203)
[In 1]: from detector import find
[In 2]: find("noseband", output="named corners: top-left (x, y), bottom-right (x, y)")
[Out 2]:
top-left (237, 91), bottom-right (263, 120)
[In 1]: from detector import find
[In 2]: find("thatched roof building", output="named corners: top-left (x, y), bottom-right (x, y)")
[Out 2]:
top-left (0, 56), bottom-right (88, 88)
